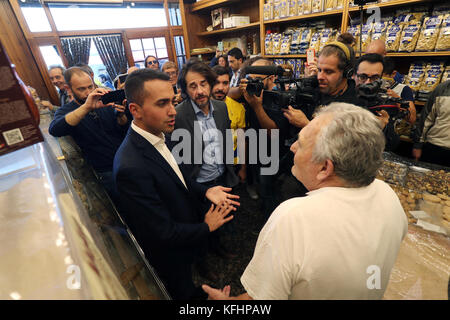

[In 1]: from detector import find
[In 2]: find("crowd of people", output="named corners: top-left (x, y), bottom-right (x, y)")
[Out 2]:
top-left (45, 34), bottom-right (449, 300)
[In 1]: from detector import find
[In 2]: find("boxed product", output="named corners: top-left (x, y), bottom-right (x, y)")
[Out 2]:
top-left (415, 15), bottom-right (444, 52)
top-left (289, 0), bottom-right (298, 17)
top-left (211, 8), bottom-right (230, 29)
top-left (419, 62), bottom-right (445, 93)
top-left (435, 14), bottom-right (450, 51)
top-left (398, 20), bottom-right (422, 52)
top-left (312, 0), bottom-right (323, 13)
top-left (385, 23), bottom-right (404, 52)
top-left (223, 16), bottom-right (250, 29)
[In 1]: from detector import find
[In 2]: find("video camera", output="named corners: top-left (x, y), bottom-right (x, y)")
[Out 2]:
top-left (243, 65), bottom-right (319, 112)
top-left (357, 80), bottom-right (411, 121)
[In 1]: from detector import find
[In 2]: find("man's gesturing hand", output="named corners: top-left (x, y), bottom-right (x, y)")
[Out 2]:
top-left (206, 186), bottom-right (240, 209)
top-left (204, 203), bottom-right (234, 232)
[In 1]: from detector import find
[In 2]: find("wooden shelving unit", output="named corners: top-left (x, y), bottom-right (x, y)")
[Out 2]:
top-left (197, 22), bottom-right (260, 36)
top-left (386, 51), bottom-right (450, 57)
top-left (191, 0), bottom-right (240, 12)
top-left (347, 0), bottom-right (434, 12)
top-left (263, 9), bottom-right (343, 25)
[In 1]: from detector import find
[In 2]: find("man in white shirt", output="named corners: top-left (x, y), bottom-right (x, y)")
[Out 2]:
top-left (113, 69), bottom-right (240, 300)
top-left (228, 47), bottom-right (244, 88)
top-left (203, 103), bottom-right (408, 300)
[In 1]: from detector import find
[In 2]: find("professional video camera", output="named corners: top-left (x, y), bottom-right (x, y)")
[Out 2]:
top-left (243, 65), bottom-right (319, 112)
top-left (357, 80), bottom-right (411, 121)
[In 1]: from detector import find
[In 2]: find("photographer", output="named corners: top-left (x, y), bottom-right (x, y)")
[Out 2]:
top-left (283, 34), bottom-right (360, 130)
top-left (239, 57), bottom-right (292, 221)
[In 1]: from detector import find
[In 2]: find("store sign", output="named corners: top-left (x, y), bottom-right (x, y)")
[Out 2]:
top-left (0, 40), bottom-right (43, 157)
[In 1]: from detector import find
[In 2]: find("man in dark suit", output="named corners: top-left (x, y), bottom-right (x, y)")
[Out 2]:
top-left (173, 60), bottom-right (239, 261)
top-left (113, 69), bottom-right (239, 300)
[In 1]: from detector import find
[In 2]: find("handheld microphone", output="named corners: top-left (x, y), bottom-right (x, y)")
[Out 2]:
top-left (244, 65), bottom-right (286, 77)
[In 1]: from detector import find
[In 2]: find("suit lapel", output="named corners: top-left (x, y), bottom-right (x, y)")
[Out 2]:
top-left (129, 129), bottom-right (188, 192)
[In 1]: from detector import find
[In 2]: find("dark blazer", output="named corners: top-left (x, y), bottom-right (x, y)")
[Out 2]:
top-left (173, 98), bottom-right (239, 187)
top-left (113, 127), bottom-right (210, 276)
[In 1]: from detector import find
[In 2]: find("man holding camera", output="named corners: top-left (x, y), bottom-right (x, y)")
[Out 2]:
top-left (49, 67), bottom-right (130, 202)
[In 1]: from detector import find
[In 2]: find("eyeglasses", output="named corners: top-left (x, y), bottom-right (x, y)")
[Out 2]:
top-left (147, 60), bottom-right (158, 65)
top-left (356, 73), bottom-right (381, 82)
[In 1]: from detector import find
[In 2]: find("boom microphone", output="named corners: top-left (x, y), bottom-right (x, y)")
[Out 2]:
top-left (244, 65), bottom-right (286, 77)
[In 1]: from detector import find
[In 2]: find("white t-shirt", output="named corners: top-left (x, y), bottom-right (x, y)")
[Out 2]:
top-left (241, 179), bottom-right (408, 300)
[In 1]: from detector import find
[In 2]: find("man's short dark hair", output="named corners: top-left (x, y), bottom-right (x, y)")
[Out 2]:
top-left (227, 47), bottom-right (244, 61)
top-left (178, 59), bottom-right (217, 96)
top-left (49, 65), bottom-right (65, 73)
top-left (212, 65), bottom-right (230, 79)
top-left (125, 69), bottom-right (170, 106)
top-left (64, 67), bottom-right (91, 87)
top-left (75, 63), bottom-right (94, 76)
top-left (355, 53), bottom-right (385, 73)
top-left (382, 56), bottom-right (396, 75)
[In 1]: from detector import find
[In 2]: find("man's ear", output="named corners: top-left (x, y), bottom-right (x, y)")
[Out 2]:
top-left (316, 159), bottom-right (334, 182)
top-left (128, 102), bottom-right (140, 119)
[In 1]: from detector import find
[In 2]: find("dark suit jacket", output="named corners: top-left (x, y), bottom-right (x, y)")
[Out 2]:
top-left (173, 99), bottom-right (239, 187)
top-left (113, 127), bottom-right (210, 272)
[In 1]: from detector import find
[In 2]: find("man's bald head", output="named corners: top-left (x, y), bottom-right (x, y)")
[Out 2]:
top-left (366, 39), bottom-right (386, 56)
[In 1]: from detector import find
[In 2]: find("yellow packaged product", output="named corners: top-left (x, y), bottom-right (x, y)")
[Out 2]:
top-left (303, 0), bottom-right (312, 14)
top-left (309, 30), bottom-right (321, 52)
top-left (273, 0), bottom-right (281, 20)
top-left (385, 23), bottom-right (404, 52)
top-left (419, 63), bottom-right (445, 93)
top-left (298, 28), bottom-right (314, 54)
top-left (272, 33), bottom-right (283, 55)
top-left (405, 63), bottom-right (426, 92)
top-left (263, 3), bottom-right (273, 21)
top-left (371, 21), bottom-right (388, 42)
top-left (398, 21), bottom-right (422, 52)
top-left (318, 28), bottom-right (337, 52)
top-left (441, 66), bottom-right (450, 83)
top-left (265, 33), bottom-right (274, 55)
top-left (279, 0), bottom-right (289, 18)
top-left (360, 23), bottom-right (373, 52)
top-left (435, 14), bottom-right (450, 51)
top-left (289, 0), bottom-right (298, 17)
top-left (336, 0), bottom-right (344, 9)
top-left (347, 25), bottom-right (360, 52)
top-left (312, 0), bottom-right (323, 13)
top-left (416, 15), bottom-right (444, 52)
top-left (325, 0), bottom-right (336, 11)
top-left (280, 34), bottom-right (293, 55)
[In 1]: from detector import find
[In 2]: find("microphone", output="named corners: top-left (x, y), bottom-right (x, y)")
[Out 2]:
top-left (244, 65), bottom-right (286, 77)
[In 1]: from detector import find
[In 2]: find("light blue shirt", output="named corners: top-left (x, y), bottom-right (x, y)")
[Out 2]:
top-left (191, 100), bottom-right (225, 183)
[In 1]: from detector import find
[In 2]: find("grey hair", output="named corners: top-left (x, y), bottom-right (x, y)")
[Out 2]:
top-left (312, 103), bottom-right (385, 187)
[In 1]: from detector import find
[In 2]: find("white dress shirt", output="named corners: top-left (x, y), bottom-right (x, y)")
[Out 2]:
top-left (131, 121), bottom-right (187, 189)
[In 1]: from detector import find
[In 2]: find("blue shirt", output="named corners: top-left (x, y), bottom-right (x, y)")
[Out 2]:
top-left (49, 100), bottom-right (130, 172)
top-left (190, 100), bottom-right (225, 183)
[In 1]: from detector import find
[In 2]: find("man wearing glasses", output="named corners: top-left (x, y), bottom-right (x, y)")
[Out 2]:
top-left (145, 55), bottom-right (160, 70)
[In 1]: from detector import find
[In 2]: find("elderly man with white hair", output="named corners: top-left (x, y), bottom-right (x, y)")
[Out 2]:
top-left (203, 103), bottom-right (408, 300)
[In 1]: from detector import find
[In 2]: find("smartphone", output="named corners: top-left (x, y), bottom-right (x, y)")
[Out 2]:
top-left (217, 41), bottom-right (223, 52)
top-left (101, 89), bottom-right (126, 105)
top-left (306, 48), bottom-right (316, 65)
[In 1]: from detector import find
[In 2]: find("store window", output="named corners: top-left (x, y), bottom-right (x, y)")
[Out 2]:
top-left (19, 0), bottom-right (52, 32)
top-left (130, 37), bottom-right (168, 69)
top-left (168, 2), bottom-right (182, 26)
top-left (174, 36), bottom-right (186, 68)
top-left (47, 2), bottom-right (167, 31)
top-left (39, 46), bottom-right (64, 69)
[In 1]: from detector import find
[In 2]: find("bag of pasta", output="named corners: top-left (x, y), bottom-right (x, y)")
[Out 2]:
top-left (289, 0), bottom-right (298, 17)
top-left (298, 28), bottom-right (314, 53)
top-left (361, 23), bottom-right (373, 52)
top-left (441, 65), bottom-right (450, 83)
top-left (263, 3), bottom-right (273, 21)
top-left (416, 15), bottom-right (444, 52)
top-left (309, 30), bottom-right (321, 53)
top-left (318, 28), bottom-right (333, 52)
top-left (279, 0), bottom-right (289, 18)
top-left (405, 63), bottom-right (426, 92)
top-left (265, 33), bottom-right (274, 55)
top-left (371, 21), bottom-right (388, 43)
top-left (280, 34), bottom-right (292, 55)
top-left (303, 0), bottom-right (312, 14)
top-left (419, 63), bottom-right (445, 93)
top-left (290, 28), bottom-right (303, 54)
top-left (435, 14), bottom-right (450, 51)
top-left (273, 0), bottom-right (281, 20)
top-left (347, 25), bottom-right (360, 52)
top-left (324, 0), bottom-right (336, 11)
top-left (398, 21), bottom-right (422, 52)
top-left (385, 23), bottom-right (404, 52)
top-left (312, 0), bottom-right (323, 13)
top-left (272, 33), bottom-right (283, 55)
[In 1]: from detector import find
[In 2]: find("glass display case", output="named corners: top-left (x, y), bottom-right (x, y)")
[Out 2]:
top-left (0, 113), bottom-right (170, 300)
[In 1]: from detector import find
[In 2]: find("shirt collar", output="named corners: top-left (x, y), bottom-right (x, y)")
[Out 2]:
top-left (190, 99), bottom-right (214, 117)
top-left (131, 121), bottom-right (165, 146)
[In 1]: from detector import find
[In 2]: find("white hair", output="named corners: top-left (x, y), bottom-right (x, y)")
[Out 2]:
top-left (312, 103), bottom-right (385, 187)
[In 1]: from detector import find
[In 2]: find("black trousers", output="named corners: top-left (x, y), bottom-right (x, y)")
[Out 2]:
top-left (420, 142), bottom-right (450, 167)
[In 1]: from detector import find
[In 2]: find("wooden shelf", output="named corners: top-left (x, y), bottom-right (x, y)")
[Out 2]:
top-left (348, 0), bottom-right (434, 12)
top-left (190, 50), bottom-right (215, 56)
top-left (263, 54), bottom-right (306, 58)
top-left (386, 51), bottom-right (450, 57)
top-left (191, 0), bottom-right (239, 12)
top-left (263, 9), bottom-right (343, 25)
top-left (197, 22), bottom-right (260, 36)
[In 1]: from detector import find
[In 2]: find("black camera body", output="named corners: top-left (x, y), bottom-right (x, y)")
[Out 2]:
top-left (101, 89), bottom-right (126, 105)
top-left (357, 80), bottom-right (410, 121)
top-left (246, 78), bottom-right (265, 96)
